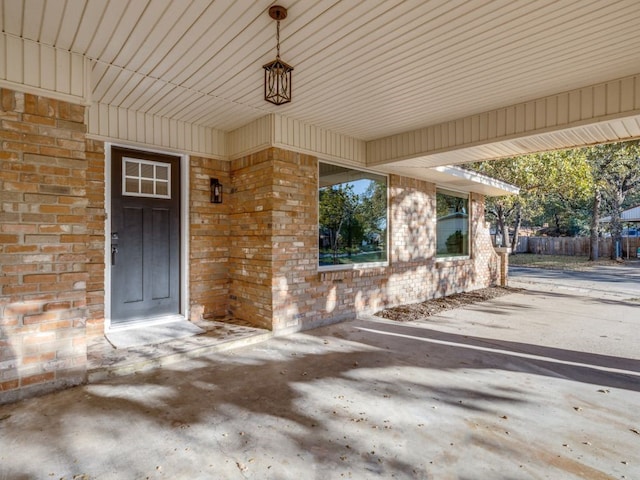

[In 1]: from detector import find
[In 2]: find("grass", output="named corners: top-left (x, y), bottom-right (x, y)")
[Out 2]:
top-left (508, 253), bottom-right (623, 271)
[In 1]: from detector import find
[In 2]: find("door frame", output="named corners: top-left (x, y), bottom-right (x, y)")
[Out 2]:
top-left (104, 142), bottom-right (190, 331)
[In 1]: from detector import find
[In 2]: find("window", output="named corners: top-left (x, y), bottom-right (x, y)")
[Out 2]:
top-left (319, 163), bottom-right (387, 268)
top-left (436, 189), bottom-right (469, 258)
top-left (122, 157), bottom-right (171, 199)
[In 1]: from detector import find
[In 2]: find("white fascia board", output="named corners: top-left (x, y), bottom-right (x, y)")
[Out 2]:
top-left (430, 166), bottom-right (520, 197)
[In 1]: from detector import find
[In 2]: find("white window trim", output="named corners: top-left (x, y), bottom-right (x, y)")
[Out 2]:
top-left (122, 157), bottom-right (172, 199)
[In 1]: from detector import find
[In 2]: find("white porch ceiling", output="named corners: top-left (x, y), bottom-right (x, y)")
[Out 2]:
top-left (2, 0), bottom-right (640, 159)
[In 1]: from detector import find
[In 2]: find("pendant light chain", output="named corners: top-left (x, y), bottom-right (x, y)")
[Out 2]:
top-left (276, 20), bottom-right (281, 59)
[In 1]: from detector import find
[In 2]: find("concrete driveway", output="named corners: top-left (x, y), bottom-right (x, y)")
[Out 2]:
top-left (1, 274), bottom-right (639, 479)
top-left (510, 261), bottom-right (640, 298)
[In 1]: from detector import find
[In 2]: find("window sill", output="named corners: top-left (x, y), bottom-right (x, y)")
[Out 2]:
top-left (435, 256), bottom-right (471, 268)
top-left (318, 262), bottom-right (388, 281)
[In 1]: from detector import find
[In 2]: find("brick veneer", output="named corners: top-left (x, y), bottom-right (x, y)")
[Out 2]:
top-left (0, 89), bottom-right (89, 402)
top-left (228, 148), bottom-right (500, 333)
top-left (189, 156), bottom-right (230, 320)
top-left (229, 149), bottom-right (279, 328)
top-left (85, 139), bottom-right (106, 339)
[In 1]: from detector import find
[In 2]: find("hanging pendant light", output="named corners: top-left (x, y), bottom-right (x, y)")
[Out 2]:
top-left (263, 5), bottom-right (293, 105)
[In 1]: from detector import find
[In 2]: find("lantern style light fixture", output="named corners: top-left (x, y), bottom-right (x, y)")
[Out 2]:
top-left (263, 5), bottom-right (293, 105)
top-left (210, 178), bottom-right (222, 204)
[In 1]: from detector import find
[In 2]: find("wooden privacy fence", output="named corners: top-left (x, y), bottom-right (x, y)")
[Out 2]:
top-left (511, 236), bottom-right (640, 258)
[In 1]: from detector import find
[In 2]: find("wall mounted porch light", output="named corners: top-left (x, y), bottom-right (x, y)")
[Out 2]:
top-left (263, 5), bottom-right (293, 105)
top-left (210, 178), bottom-right (223, 204)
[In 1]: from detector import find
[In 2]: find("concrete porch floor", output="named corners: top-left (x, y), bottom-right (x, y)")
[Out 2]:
top-left (87, 318), bottom-right (272, 381)
top-left (1, 280), bottom-right (639, 479)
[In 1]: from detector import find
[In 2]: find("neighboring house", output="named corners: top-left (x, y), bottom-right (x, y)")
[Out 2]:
top-left (1, 2), bottom-right (639, 402)
top-left (599, 205), bottom-right (640, 257)
top-left (600, 205), bottom-right (640, 231)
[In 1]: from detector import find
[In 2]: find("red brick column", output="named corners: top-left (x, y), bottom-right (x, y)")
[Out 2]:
top-left (494, 247), bottom-right (511, 287)
top-left (228, 148), bottom-right (317, 331)
top-left (269, 150), bottom-right (317, 331)
top-left (228, 149), bottom-right (276, 329)
top-left (0, 89), bottom-right (88, 403)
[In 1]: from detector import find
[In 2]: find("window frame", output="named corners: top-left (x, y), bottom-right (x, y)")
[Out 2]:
top-left (435, 188), bottom-right (471, 261)
top-left (122, 157), bottom-right (172, 199)
top-left (318, 161), bottom-right (389, 272)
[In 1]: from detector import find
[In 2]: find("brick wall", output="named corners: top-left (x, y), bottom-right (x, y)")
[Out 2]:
top-left (85, 139), bottom-right (105, 338)
top-left (0, 89), bottom-right (89, 403)
top-left (189, 156), bottom-right (230, 320)
top-left (309, 183), bottom-right (498, 329)
top-left (270, 150), bottom-right (318, 331)
top-left (229, 150), bottom-right (277, 329)
top-left (228, 148), bottom-right (500, 333)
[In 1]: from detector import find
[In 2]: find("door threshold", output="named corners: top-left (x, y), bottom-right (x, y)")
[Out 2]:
top-left (107, 314), bottom-right (186, 332)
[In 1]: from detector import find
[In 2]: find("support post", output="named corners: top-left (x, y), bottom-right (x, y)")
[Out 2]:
top-left (494, 247), bottom-right (511, 287)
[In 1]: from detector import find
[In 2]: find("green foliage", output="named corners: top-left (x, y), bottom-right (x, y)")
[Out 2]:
top-left (357, 181), bottom-right (387, 244)
top-left (319, 184), bottom-right (358, 263)
top-left (584, 140), bottom-right (640, 258)
top-left (436, 192), bottom-right (467, 218)
top-left (467, 149), bottom-right (593, 245)
top-left (319, 180), bottom-right (387, 265)
top-left (466, 140), bottom-right (640, 260)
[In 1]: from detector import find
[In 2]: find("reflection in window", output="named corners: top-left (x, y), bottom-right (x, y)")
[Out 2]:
top-left (436, 189), bottom-right (469, 258)
top-left (319, 163), bottom-right (387, 267)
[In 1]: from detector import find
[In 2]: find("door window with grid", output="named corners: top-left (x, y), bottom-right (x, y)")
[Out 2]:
top-left (122, 157), bottom-right (171, 199)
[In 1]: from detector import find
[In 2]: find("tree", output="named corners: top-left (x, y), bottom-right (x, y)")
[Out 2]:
top-left (584, 141), bottom-right (640, 260)
top-left (319, 184), bottom-right (359, 264)
top-left (357, 181), bottom-right (387, 248)
top-left (468, 150), bottom-right (592, 251)
top-left (589, 188), bottom-right (602, 261)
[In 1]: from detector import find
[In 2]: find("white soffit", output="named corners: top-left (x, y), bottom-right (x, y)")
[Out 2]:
top-left (3, 0), bottom-right (640, 148)
top-left (378, 165), bottom-right (519, 197)
top-left (381, 113), bottom-right (640, 169)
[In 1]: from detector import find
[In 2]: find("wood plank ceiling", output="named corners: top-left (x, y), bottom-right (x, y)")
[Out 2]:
top-left (2, 0), bottom-right (640, 143)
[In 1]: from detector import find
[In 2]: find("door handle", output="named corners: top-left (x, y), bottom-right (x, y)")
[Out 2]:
top-left (111, 245), bottom-right (118, 265)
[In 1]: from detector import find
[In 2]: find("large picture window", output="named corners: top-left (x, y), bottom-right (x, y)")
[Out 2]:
top-left (319, 163), bottom-right (387, 267)
top-left (436, 189), bottom-right (469, 258)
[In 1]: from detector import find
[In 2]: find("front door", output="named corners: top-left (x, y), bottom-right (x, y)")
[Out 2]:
top-left (110, 147), bottom-right (181, 325)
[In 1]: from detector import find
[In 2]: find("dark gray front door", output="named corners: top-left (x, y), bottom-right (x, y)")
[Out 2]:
top-left (110, 147), bottom-right (180, 325)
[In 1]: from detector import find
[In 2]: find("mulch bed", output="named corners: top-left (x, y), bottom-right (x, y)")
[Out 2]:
top-left (375, 286), bottom-right (522, 322)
